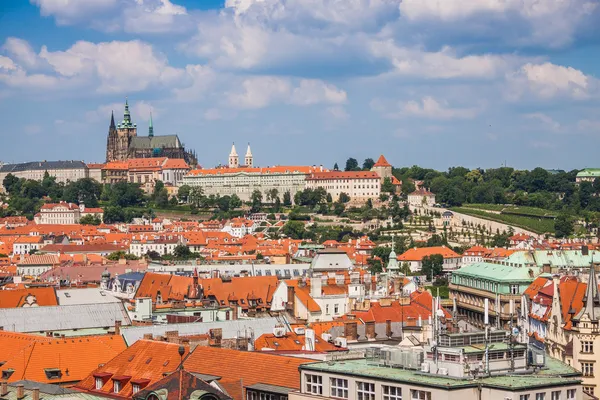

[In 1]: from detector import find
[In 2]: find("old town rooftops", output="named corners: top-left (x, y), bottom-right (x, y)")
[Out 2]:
top-left (397, 246), bottom-right (460, 261)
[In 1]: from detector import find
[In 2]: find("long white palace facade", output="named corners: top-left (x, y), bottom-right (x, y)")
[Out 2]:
top-left (181, 145), bottom-right (397, 203)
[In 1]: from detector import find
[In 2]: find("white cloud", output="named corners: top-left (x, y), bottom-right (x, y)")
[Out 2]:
top-left (123, 0), bottom-right (191, 33)
top-left (32, 0), bottom-right (118, 24)
top-left (369, 41), bottom-right (517, 79)
top-left (0, 56), bottom-right (17, 71)
top-left (506, 62), bottom-right (593, 100)
top-left (326, 106), bottom-right (349, 120)
top-left (228, 76), bottom-right (291, 109)
top-left (227, 76), bottom-right (345, 109)
top-left (380, 96), bottom-right (478, 119)
top-left (524, 113), bottom-right (562, 132)
top-left (290, 79), bottom-right (347, 106)
top-left (171, 64), bottom-right (215, 101)
top-left (3, 38), bottom-right (40, 69)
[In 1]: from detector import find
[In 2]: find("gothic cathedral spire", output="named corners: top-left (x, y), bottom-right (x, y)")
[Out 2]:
top-left (149, 112), bottom-right (154, 137)
top-left (110, 110), bottom-right (116, 130)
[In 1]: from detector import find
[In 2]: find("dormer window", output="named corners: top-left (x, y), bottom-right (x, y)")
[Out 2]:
top-left (2, 369), bottom-right (15, 380)
top-left (95, 377), bottom-right (103, 390)
top-left (44, 368), bottom-right (62, 380)
top-left (114, 381), bottom-right (121, 393)
top-left (132, 384), bottom-right (140, 394)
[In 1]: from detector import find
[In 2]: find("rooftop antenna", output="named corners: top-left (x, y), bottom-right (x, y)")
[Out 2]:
top-left (484, 298), bottom-right (490, 375)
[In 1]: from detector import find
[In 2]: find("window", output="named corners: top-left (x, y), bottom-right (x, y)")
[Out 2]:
top-left (326, 305), bottom-right (330, 315)
top-left (510, 284), bottom-right (519, 295)
top-left (535, 393), bottom-right (545, 400)
top-left (410, 390), bottom-right (431, 400)
top-left (95, 378), bottom-right (103, 390)
top-left (357, 382), bottom-right (375, 400)
top-left (581, 362), bottom-right (594, 377)
top-left (113, 381), bottom-right (121, 393)
top-left (519, 396), bottom-right (530, 400)
top-left (305, 374), bottom-right (322, 395)
top-left (566, 389), bottom-right (576, 400)
top-left (383, 386), bottom-right (402, 400)
top-left (583, 386), bottom-right (594, 396)
top-left (582, 341), bottom-right (594, 353)
top-left (132, 384), bottom-right (140, 394)
top-left (334, 304), bottom-right (339, 314)
top-left (259, 393), bottom-right (276, 400)
top-left (330, 378), bottom-right (348, 398)
top-left (551, 391), bottom-right (561, 400)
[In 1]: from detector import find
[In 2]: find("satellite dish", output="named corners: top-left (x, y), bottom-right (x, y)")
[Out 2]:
top-left (512, 327), bottom-right (520, 336)
top-left (436, 309), bottom-right (445, 317)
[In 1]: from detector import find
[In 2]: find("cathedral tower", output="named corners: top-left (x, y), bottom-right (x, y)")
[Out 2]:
top-left (106, 98), bottom-right (137, 162)
top-left (229, 143), bottom-right (239, 168)
top-left (245, 143), bottom-right (253, 167)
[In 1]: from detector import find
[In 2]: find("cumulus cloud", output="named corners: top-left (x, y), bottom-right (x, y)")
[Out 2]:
top-left (227, 76), bottom-right (346, 109)
top-left (506, 62), bottom-right (594, 100)
top-left (401, 96), bottom-right (478, 119)
top-left (33, 0), bottom-right (118, 24)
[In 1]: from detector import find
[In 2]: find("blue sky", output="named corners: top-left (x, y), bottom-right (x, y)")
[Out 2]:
top-left (1, 0), bottom-right (599, 171)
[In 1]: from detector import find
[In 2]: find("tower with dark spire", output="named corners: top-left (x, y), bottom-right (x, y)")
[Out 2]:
top-left (106, 98), bottom-right (137, 162)
top-left (148, 112), bottom-right (154, 137)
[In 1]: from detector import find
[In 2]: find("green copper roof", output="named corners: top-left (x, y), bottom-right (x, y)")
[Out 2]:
top-left (504, 249), bottom-right (600, 268)
top-left (301, 357), bottom-right (580, 391)
top-left (452, 262), bottom-right (540, 283)
top-left (119, 97), bottom-right (136, 129)
top-left (129, 135), bottom-right (180, 150)
top-left (577, 168), bottom-right (600, 177)
top-left (149, 112), bottom-right (154, 137)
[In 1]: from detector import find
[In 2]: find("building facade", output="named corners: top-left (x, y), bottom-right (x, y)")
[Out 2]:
top-left (407, 189), bottom-right (436, 207)
top-left (305, 171), bottom-right (381, 203)
top-left (0, 161), bottom-right (88, 190)
top-left (33, 202), bottom-right (103, 224)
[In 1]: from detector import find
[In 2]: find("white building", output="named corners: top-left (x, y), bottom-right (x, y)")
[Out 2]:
top-left (397, 246), bottom-right (462, 273)
top-left (305, 171), bottom-right (381, 203)
top-left (222, 218), bottom-right (256, 238)
top-left (13, 235), bottom-right (44, 255)
top-left (0, 161), bottom-right (88, 190)
top-left (34, 202), bottom-right (103, 224)
top-left (129, 236), bottom-right (181, 257)
top-left (407, 188), bottom-right (436, 207)
top-left (16, 254), bottom-right (59, 276)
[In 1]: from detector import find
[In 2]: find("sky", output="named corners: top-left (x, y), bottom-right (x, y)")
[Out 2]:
top-left (0, 0), bottom-right (599, 171)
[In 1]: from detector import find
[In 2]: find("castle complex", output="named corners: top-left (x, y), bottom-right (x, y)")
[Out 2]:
top-left (105, 99), bottom-right (197, 166)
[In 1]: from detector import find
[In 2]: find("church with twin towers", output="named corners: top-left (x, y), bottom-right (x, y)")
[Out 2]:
top-left (227, 143), bottom-right (253, 169)
top-left (105, 99), bottom-right (198, 166)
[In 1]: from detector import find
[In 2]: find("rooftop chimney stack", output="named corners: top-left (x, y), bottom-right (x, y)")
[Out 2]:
top-left (33, 388), bottom-right (40, 400)
top-left (1, 382), bottom-right (8, 396)
top-left (16, 384), bottom-right (24, 400)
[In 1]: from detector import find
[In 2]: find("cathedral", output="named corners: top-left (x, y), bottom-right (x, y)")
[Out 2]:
top-left (105, 99), bottom-right (197, 166)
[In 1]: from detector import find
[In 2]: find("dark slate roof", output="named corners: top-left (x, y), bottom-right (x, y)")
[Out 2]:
top-left (244, 384), bottom-right (295, 395)
top-left (134, 370), bottom-right (232, 400)
top-left (129, 135), bottom-right (181, 150)
top-left (0, 161), bottom-right (87, 173)
top-left (9, 380), bottom-right (78, 395)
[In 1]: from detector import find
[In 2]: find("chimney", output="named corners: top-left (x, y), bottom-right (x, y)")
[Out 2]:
top-left (232, 305), bottom-right (239, 321)
top-left (1, 382), bottom-right (7, 396)
top-left (286, 285), bottom-right (295, 311)
top-left (16, 384), bottom-right (24, 400)
top-left (344, 321), bottom-right (358, 341)
top-left (365, 321), bottom-right (376, 339)
top-left (386, 320), bottom-right (392, 337)
top-left (32, 388), bottom-right (40, 400)
top-left (114, 320), bottom-right (122, 336)
top-left (165, 331), bottom-right (180, 343)
top-left (143, 333), bottom-right (153, 340)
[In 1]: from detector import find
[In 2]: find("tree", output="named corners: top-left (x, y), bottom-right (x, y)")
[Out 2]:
top-left (218, 195), bottom-right (231, 212)
top-left (107, 251), bottom-right (139, 261)
top-left (154, 187), bottom-right (169, 208)
top-left (267, 188), bottom-right (279, 204)
top-left (372, 246), bottom-right (392, 265)
top-left (178, 185), bottom-right (191, 203)
top-left (3, 174), bottom-right (21, 195)
top-left (333, 201), bottom-right (345, 216)
top-left (146, 250), bottom-right (161, 260)
top-left (283, 191), bottom-right (292, 206)
top-left (345, 158), bottom-right (359, 171)
top-left (174, 244), bottom-right (194, 259)
top-left (326, 193), bottom-right (333, 203)
top-left (367, 257), bottom-right (383, 274)
top-left (80, 215), bottom-right (101, 225)
top-left (555, 212), bottom-right (574, 238)
top-left (381, 177), bottom-right (395, 194)
top-left (188, 186), bottom-right (204, 207)
top-left (108, 182), bottom-right (144, 207)
top-left (362, 158), bottom-right (375, 170)
top-left (250, 189), bottom-right (263, 213)
top-left (333, 163), bottom-right (339, 171)
top-left (102, 206), bottom-right (125, 223)
top-left (229, 194), bottom-right (242, 209)
top-left (282, 220), bottom-right (306, 239)
top-left (339, 192), bottom-right (350, 203)
top-left (421, 254), bottom-right (444, 279)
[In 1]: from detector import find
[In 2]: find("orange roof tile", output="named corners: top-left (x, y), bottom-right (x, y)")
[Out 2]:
top-left (188, 166), bottom-right (321, 176)
top-left (307, 171), bottom-right (380, 180)
top-left (76, 340), bottom-right (189, 398)
top-left (373, 155), bottom-right (391, 167)
top-left (254, 331), bottom-right (343, 352)
top-left (0, 287), bottom-right (59, 308)
top-left (2, 333), bottom-right (126, 384)
top-left (397, 246), bottom-right (460, 261)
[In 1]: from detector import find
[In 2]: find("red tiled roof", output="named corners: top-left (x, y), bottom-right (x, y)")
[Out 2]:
top-left (76, 340), bottom-right (189, 398)
top-left (397, 246), bottom-right (460, 261)
top-left (254, 331), bottom-right (344, 352)
top-left (184, 346), bottom-right (313, 400)
top-left (188, 166), bottom-right (320, 176)
top-left (373, 155), bottom-right (391, 167)
top-left (0, 287), bottom-right (59, 308)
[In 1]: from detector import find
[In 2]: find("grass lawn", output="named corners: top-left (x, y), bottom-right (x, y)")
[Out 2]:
top-left (464, 203), bottom-right (557, 218)
top-left (452, 206), bottom-right (555, 235)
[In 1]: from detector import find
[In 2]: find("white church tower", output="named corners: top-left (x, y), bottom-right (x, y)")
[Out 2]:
top-left (245, 143), bottom-right (253, 167)
top-left (229, 143), bottom-right (239, 168)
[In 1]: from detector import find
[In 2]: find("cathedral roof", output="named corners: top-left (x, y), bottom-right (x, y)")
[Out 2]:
top-left (129, 135), bottom-right (181, 150)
